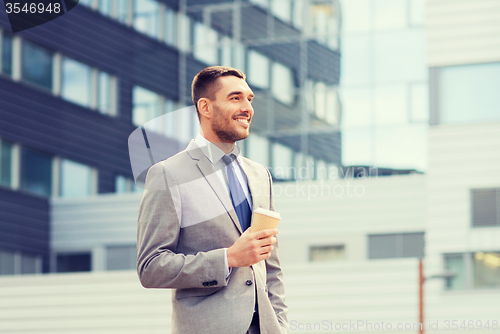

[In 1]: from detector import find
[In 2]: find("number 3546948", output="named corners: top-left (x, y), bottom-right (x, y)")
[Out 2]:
top-left (5, 2), bottom-right (61, 14)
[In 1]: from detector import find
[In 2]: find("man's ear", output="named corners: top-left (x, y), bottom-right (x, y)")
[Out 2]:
top-left (197, 98), bottom-right (211, 120)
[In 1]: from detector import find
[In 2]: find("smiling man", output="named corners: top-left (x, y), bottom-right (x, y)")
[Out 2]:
top-left (136, 66), bottom-right (289, 334)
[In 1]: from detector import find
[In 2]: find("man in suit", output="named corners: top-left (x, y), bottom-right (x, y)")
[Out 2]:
top-left (136, 66), bottom-right (289, 334)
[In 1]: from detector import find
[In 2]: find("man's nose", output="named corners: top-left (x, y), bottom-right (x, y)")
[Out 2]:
top-left (242, 99), bottom-right (254, 114)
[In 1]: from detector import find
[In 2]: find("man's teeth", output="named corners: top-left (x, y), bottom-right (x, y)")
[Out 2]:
top-left (235, 118), bottom-right (248, 124)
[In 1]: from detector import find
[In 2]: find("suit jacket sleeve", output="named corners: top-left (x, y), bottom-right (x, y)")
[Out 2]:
top-left (264, 167), bottom-right (290, 333)
top-left (136, 161), bottom-right (228, 289)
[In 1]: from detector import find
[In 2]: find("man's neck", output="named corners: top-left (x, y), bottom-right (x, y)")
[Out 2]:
top-left (213, 142), bottom-right (236, 154)
top-left (199, 130), bottom-right (235, 154)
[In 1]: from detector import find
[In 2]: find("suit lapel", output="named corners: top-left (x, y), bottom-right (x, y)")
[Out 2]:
top-left (240, 158), bottom-right (264, 212)
top-left (186, 140), bottom-right (243, 234)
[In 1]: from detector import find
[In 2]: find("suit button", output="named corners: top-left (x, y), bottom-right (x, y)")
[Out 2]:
top-left (246, 280), bottom-right (253, 286)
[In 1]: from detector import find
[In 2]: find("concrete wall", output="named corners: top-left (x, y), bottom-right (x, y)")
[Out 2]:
top-left (425, 121), bottom-right (500, 323)
top-left (427, 0), bottom-right (500, 66)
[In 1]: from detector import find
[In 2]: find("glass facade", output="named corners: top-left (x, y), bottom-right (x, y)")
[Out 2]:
top-left (193, 23), bottom-right (218, 65)
top-left (271, 62), bottom-right (294, 104)
top-left (133, 0), bottom-right (160, 38)
top-left (440, 62), bottom-right (500, 124)
top-left (106, 245), bottom-right (136, 270)
top-left (20, 147), bottom-right (52, 197)
top-left (56, 253), bottom-right (91, 272)
top-left (340, 0), bottom-right (428, 171)
top-left (132, 86), bottom-right (161, 127)
top-left (272, 142), bottom-right (294, 180)
top-left (98, 72), bottom-right (111, 114)
top-left (21, 40), bottom-right (53, 91)
top-left (445, 253), bottom-right (467, 290)
top-left (60, 159), bottom-right (94, 198)
top-left (0, 140), bottom-right (13, 186)
top-left (164, 7), bottom-right (176, 46)
top-left (473, 252), bottom-right (500, 288)
top-left (1, 32), bottom-right (13, 75)
top-left (0, 250), bottom-right (41, 275)
top-left (310, 245), bottom-right (345, 262)
top-left (368, 232), bottom-right (425, 259)
top-left (0, 250), bottom-right (15, 275)
top-left (247, 50), bottom-right (270, 89)
top-left (445, 252), bottom-right (500, 290)
top-left (61, 58), bottom-right (92, 107)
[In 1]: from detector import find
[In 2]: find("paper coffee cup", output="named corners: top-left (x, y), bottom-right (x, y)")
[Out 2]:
top-left (251, 208), bottom-right (281, 233)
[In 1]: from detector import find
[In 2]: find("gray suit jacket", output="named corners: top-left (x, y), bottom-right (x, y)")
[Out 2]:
top-left (137, 140), bottom-right (289, 334)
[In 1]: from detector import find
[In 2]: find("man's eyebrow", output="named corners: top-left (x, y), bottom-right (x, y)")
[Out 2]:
top-left (227, 91), bottom-right (242, 97)
top-left (227, 91), bottom-right (255, 98)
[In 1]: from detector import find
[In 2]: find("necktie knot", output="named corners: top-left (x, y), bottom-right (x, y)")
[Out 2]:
top-left (221, 154), bottom-right (236, 166)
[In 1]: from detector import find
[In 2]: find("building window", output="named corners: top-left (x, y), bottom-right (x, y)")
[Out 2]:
top-left (0, 140), bottom-right (13, 187)
top-left (250, 0), bottom-right (268, 9)
top-left (116, 0), bottom-right (131, 24)
top-left (219, 36), bottom-right (232, 67)
top-left (132, 86), bottom-right (161, 127)
top-left (99, 0), bottom-right (112, 16)
top-left (471, 188), bottom-right (500, 227)
top-left (133, 0), bottom-right (160, 38)
top-left (79, 0), bottom-right (92, 7)
top-left (20, 147), bottom-right (52, 197)
top-left (21, 40), bottom-right (53, 91)
top-left (368, 232), bottom-right (425, 259)
top-left (440, 62), bottom-right (500, 124)
top-left (0, 250), bottom-right (15, 275)
top-left (310, 245), bottom-right (345, 262)
top-left (1, 31), bottom-right (13, 76)
top-left (106, 245), bottom-right (136, 270)
top-left (272, 142), bottom-right (294, 180)
top-left (0, 250), bottom-right (41, 275)
top-left (61, 57), bottom-right (92, 107)
top-left (98, 72), bottom-right (112, 114)
top-left (177, 13), bottom-right (192, 53)
top-left (444, 252), bottom-right (500, 290)
top-left (21, 253), bottom-right (39, 274)
top-left (271, 0), bottom-right (292, 23)
top-left (193, 22), bottom-right (218, 65)
top-left (56, 253), bottom-right (91, 272)
top-left (115, 175), bottom-right (142, 193)
top-left (115, 175), bottom-right (129, 193)
top-left (444, 253), bottom-right (466, 290)
top-left (312, 82), bottom-right (340, 125)
top-left (473, 252), bottom-right (500, 288)
top-left (271, 62), bottom-right (294, 104)
top-left (309, 0), bottom-right (340, 50)
top-left (164, 6), bottom-right (177, 46)
top-left (163, 100), bottom-right (175, 137)
top-left (247, 133), bottom-right (269, 167)
top-left (247, 50), bottom-right (269, 89)
top-left (59, 159), bottom-right (96, 198)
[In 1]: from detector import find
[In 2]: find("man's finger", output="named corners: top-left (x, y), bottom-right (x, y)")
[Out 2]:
top-left (258, 236), bottom-right (276, 247)
top-left (254, 228), bottom-right (279, 239)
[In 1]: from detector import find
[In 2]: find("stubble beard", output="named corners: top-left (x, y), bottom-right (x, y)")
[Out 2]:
top-left (211, 105), bottom-right (249, 143)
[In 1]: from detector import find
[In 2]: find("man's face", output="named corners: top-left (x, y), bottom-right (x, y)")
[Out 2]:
top-left (210, 76), bottom-right (255, 143)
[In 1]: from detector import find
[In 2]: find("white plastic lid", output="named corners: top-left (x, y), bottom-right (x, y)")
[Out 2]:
top-left (254, 207), bottom-right (281, 220)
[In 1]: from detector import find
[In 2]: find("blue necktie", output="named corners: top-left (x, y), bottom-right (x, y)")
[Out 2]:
top-left (221, 154), bottom-right (252, 232)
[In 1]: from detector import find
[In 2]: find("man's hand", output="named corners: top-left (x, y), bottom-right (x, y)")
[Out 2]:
top-left (227, 228), bottom-right (278, 268)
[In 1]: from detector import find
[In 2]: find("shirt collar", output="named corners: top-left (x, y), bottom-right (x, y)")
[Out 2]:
top-left (194, 132), bottom-right (241, 165)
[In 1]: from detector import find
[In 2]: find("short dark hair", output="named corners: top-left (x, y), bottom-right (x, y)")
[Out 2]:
top-left (191, 66), bottom-right (246, 117)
